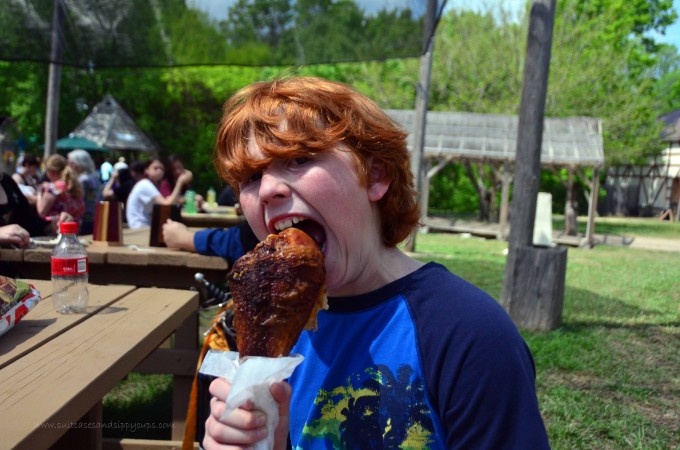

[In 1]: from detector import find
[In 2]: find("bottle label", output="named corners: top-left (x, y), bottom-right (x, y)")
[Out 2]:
top-left (51, 257), bottom-right (88, 276)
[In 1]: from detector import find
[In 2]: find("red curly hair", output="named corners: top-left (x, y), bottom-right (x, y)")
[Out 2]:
top-left (214, 76), bottom-right (420, 247)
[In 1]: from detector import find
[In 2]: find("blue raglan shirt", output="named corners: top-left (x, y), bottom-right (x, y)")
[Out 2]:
top-left (192, 222), bottom-right (258, 265)
top-left (288, 262), bottom-right (550, 449)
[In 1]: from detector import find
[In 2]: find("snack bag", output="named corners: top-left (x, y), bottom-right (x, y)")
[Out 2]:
top-left (0, 276), bottom-right (41, 337)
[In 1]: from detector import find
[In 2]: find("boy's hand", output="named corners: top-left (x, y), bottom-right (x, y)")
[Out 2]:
top-left (203, 378), bottom-right (291, 450)
top-left (162, 219), bottom-right (193, 250)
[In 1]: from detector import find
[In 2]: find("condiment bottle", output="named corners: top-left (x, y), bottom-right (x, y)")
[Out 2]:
top-left (207, 187), bottom-right (216, 208)
top-left (185, 189), bottom-right (197, 213)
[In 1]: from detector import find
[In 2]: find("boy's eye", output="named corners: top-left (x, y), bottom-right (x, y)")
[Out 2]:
top-left (242, 171), bottom-right (262, 187)
top-left (292, 157), bottom-right (311, 165)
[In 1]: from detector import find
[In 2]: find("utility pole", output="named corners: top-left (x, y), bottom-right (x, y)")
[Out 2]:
top-left (405, 0), bottom-right (436, 252)
top-left (44, 0), bottom-right (64, 160)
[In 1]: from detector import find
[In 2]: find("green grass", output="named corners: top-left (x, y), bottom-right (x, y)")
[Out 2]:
top-left (554, 215), bottom-right (680, 240)
top-left (414, 233), bottom-right (679, 449)
top-left (102, 373), bottom-right (174, 440)
top-left (104, 223), bottom-right (680, 448)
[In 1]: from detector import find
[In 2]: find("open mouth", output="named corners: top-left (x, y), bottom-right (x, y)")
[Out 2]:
top-left (273, 217), bottom-right (326, 250)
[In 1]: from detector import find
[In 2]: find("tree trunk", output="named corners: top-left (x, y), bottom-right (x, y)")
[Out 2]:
top-left (464, 161), bottom-right (491, 221)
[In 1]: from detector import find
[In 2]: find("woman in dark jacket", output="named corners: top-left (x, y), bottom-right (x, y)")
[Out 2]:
top-left (0, 172), bottom-right (72, 275)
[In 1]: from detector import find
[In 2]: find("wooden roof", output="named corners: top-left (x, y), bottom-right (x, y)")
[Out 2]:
top-left (70, 95), bottom-right (157, 152)
top-left (387, 110), bottom-right (604, 168)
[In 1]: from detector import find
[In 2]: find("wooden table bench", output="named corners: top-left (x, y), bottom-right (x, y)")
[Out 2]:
top-left (0, 228), bottom-right (230, 441)
top-left (0, 279), bottom-right (198, 449)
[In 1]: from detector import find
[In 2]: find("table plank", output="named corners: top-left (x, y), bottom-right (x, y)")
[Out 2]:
top-left (0, 282), bottom-right (136, 370)
top-left (23, 246), bottom-right (107, 264)
top-left (0, 287), bottom-right (198, 449)
top-left (0, 248), bottom-right (23, 262)
top-left (180, 211), bottom-right (243, 228)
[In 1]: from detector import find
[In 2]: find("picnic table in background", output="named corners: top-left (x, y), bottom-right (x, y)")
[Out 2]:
top-left (0, 279), bottom-right (198, 448)
top-left (181, 205), bottom-right (245, 228)
top-left (1, 227), bottom-right (228, 288)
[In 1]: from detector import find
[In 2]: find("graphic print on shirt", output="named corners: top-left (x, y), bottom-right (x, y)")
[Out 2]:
top-left (298, 364), bottom-right (436, 449)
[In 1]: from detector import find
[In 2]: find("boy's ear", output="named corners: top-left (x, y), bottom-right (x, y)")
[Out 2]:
top-left (368, 157), bottom-right (389, 201)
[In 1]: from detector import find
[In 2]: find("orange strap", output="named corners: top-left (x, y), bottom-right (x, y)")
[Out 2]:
top-left (182, 312), bottom-right (232, 450)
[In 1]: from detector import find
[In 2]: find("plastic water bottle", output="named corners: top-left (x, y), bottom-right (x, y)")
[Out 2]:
top-left (51, 222), bottom-right (89, 314)
top-left (185, 189), bottom-right (197, 213)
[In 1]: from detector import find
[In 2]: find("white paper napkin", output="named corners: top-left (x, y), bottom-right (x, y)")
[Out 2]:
top-left (200, 350), bottom-right (304, 450)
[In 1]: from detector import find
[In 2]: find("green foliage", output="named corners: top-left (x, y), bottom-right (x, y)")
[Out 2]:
top-left (428, 164), bottom-right (478, 214)
top-left (549, 0), bottom-right (669, 164)
top-left (221, 0), bottom-right (424, 65)
top-left (2, 0), bottom-right (680, 208)
top-left (163, 1), bottom-right (229, 65)
top-left (430, 8), bottom-right (525, 113)
top-left (0, 62), bottom-right (48, 146)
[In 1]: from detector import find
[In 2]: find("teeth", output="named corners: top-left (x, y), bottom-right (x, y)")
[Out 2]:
top-left (274, 216), bottom-right (305, 231)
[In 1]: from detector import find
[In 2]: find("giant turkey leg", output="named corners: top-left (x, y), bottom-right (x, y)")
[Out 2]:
top-left (228, 227), bottom-right (327, 357)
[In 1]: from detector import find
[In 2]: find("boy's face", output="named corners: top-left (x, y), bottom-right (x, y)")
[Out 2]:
top-left (238, 139), bottom-right (387, 296)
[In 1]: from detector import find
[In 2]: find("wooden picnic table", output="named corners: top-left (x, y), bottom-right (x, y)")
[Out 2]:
top-left (0, 279), bottom-right (198, 449)
top-left (181, 205), bottom-right (244, 228)
top-left (0, 227), bottom-right (230, 442)
top-left (1, 227), bottom-right (229, 288)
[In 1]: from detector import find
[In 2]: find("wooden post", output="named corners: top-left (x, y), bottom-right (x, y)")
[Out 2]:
top-left (498, 161), bottom-right (512, 240)
top-left (583, 166), bottom-right (601, 247)
top-left (44, 0), bottom-right (64, 160)
top-left (501, 0), bottom-right (564, 331)
top-left (507, 246), bottom-right (567, 330)
top-left (564, 168), bottom-right (577, 235)
top-left (171, 313), bottom-right (198, 440)
top-left (405, 0), bottom-right (436, 252)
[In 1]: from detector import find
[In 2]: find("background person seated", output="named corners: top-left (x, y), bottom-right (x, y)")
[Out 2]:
top-left (12, 154), bottom-right (41, 205)
top-left (102, 161), bottom-right (145, 222)
top-left (126, 158), bottom-right (192, 228)
top-left (0, 172), bottom-right (72, 247)
top-left (67, 149), bottom-right (103, 235)
top-left (36, 154), bottom-right (85, 226)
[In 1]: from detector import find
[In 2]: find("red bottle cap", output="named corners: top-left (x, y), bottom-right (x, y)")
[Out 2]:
top-left (59, 222), bottom-right (79, 234)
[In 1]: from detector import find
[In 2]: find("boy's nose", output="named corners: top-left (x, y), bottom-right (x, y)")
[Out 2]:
top-left (259, 172), bottom-right (290, 202)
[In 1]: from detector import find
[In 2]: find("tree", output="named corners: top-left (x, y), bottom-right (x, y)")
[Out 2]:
top-left (430, 7), bottom-right (526, 114)
top-left (548, 0), bottom-right (669, 164)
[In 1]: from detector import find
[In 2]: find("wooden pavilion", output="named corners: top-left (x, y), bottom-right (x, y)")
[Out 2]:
top-left (387, 109), bottom-right (605, 246)
top-left (68, 95), bottom-right (157, 155)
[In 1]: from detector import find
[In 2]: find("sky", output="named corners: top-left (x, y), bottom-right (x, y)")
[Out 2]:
top-left (649, 0), bottom-right (680, 49)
